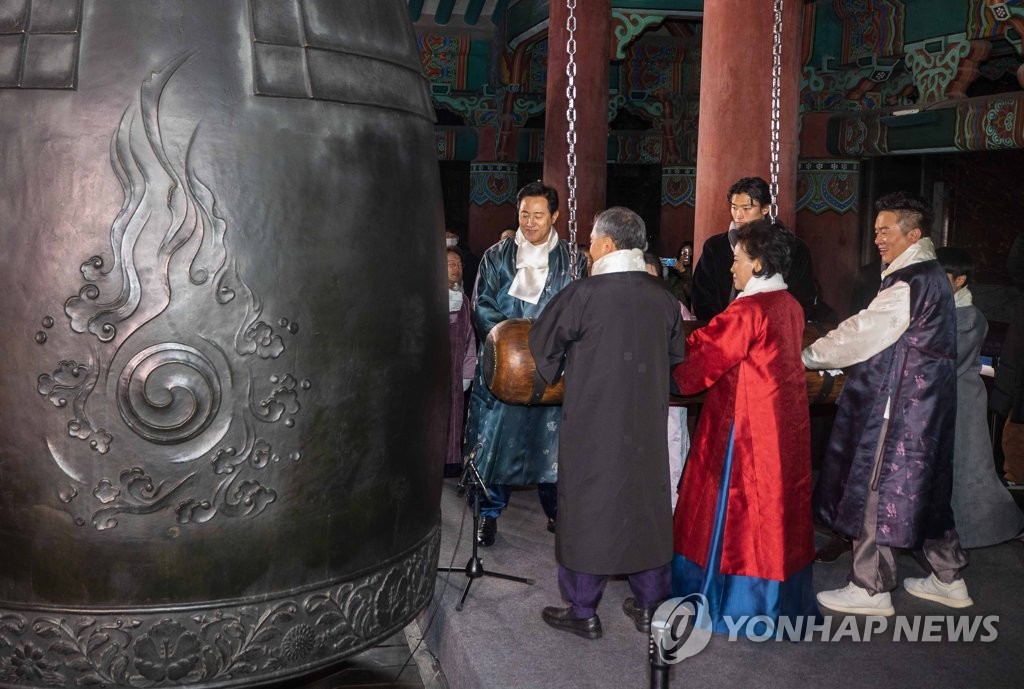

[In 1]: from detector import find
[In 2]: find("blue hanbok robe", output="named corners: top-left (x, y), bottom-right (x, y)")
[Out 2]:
top-left (463, 236), bottom-right (583, 485)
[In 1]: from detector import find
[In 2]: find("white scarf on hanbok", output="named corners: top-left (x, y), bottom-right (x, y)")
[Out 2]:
top-left (509, 227), bottom-right (560, 304)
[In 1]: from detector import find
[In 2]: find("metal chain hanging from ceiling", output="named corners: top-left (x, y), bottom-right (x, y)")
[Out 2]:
top-left (562, 1), bottom-right (783, 236)
top-left (564, 0), bottom-right (579, 279)
top-left (769, 0), bottom-right (784, 222)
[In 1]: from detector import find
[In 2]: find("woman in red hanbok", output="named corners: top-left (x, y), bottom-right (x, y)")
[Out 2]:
top-left (671, 219), bottom-right (818, 635)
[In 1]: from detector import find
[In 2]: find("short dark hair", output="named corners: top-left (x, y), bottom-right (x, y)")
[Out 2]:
top-left (642, 252), bottom-right (662, 272)
top-left (875, 191), bottom-right (931, 236)
top-left (936, 246), bottom-right (974, 285)
top-left (734, 219), bottom-right (793, 279)
top-left (517, 181), bottom-right (559, 213)
top-left (727, 177), bottom-right (771, 206)
top-left (591, 206), bottom-right (647, 252)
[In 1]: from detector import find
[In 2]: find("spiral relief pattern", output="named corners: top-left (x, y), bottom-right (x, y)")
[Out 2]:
top-left (117, 343), bottom-right (222, 444)
top-left (37, 56), bottom-right (307, 527)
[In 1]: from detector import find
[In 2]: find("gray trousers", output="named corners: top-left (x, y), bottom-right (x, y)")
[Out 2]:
top-left (850, 420), bottom-right (968, 595)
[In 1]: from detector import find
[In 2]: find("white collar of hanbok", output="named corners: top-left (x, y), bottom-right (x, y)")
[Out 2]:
top-left (735, 272), bottom-right (787, 299)
top-left (881, 237), bottom-right (936, 278)
top-left (448, 287), bottom-right (464, 313)
top-left (590, 248), bottom-right (647, 276)
top-left (954, 285), bottom-right (973, 307)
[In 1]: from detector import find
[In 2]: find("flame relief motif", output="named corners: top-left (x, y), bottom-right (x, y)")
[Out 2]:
top-left (36, 55), bottom-right (308, 530)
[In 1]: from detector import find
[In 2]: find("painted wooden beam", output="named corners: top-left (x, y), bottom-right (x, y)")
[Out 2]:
top-left (434, 0), bottom-right (456, 24)
top-left (491, 0), bottom-right (510, 25)
top-left (465, 0), bottom-right (486, 25)
top-left (408, 0), bottom-right (425, 22)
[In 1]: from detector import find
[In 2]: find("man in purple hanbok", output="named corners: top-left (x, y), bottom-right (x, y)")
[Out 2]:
top-left (804, 192), bottom-right (971, 615)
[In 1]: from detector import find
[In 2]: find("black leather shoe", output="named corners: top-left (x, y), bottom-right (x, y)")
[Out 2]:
top-left (622, 597), bottom-right (653, 633)
top-left (542, 606), bottom-right (602, 640)
top-left (814, 533), bottom-right (852, 563)
top-left (546, 518), bottom-right (556, 534)
top-left (476, 516), bottom-right (497, 547)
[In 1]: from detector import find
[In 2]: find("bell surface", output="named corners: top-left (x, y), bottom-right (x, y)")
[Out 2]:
top-left (0, 1), bottom-right (446, 686)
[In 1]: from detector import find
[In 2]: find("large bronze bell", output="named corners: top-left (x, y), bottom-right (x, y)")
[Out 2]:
top-left (0, 1), bottom-right (446, 686)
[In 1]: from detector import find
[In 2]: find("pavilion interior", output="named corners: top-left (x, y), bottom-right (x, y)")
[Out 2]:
top-left (410, 0), bottom-right (1024, 326)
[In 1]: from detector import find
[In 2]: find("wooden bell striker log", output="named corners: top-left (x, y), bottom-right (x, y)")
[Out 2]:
top-left (483, 318), bottom-right (844, 406)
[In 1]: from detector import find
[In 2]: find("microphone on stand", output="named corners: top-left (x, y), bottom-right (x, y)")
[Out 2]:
top-left (439, 440), bottom-right (533, 607)
top-left (457, 442), bottom-right (483, 492)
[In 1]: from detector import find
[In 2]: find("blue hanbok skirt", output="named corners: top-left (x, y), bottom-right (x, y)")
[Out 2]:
top-left (672, 425), bottom-right (820, 638)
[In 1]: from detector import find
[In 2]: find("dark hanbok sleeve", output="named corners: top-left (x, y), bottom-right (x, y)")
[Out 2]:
top-left (669, 306), bottom-right (687, 366)
top-left (673, 299), bottom-right (760, 395)
top-left (528, 287), bottom-right (580, 385)
top-left (955, 306), bottom-right (987, 378)
top-left (667, 306), bottom-right (687, 395)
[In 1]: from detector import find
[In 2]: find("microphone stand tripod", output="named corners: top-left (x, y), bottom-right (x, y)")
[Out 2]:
top-left (438, 446), bottom-right (534, 611)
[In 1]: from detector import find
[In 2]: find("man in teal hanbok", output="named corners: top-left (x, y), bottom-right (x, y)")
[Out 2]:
top-left (463, 182), bottom-right (584, 546)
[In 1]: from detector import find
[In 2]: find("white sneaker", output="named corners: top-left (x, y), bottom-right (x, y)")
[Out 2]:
top-left (816, 583), bottom-right (895, 616)
top-left (903, 574), bottom-right (974, 609)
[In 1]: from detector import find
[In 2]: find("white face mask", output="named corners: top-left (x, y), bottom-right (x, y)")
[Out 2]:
top-left (446, 237), bottom-right (458, 247)
top-left (448, 287), bottom-right (464, 312)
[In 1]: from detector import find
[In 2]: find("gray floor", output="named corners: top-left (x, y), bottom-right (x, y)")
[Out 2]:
top-left (421, 479), bottom-right (1024, 689)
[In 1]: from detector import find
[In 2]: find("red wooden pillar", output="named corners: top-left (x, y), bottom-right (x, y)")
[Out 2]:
top-left (544, 0), bottom-right (610, 245)
top-left (693, 0), bottom-right (803, 261)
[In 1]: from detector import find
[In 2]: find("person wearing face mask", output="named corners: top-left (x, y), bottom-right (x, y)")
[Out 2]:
top-left (670, 219), bottom-right (818, 636)
top-left (445, 249), bottom-right (477, 478)
top-left (690, 176), bottom-right (818, 321)
top-left (446, 225), bottom-right (479, 297)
